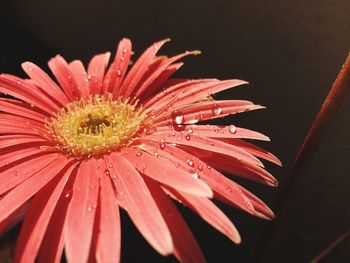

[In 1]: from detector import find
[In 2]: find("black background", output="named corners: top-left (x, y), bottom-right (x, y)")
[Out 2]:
top-left (1, 0), bottom-right (350, 262)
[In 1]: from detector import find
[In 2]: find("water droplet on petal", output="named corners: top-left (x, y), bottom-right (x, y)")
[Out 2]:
top-left (136, 152), bottom-right (143, 157)
top-left (228, 125), bottom-right (237, 134)
top-left (187, 129), bottom-right (193, 134)
top-left (198, 165), bottom-right (203, 171)
top-left (122, 48), bottom-right (128, 54)
top-left (185, 134), bottom-right (191, 140)
top-left (107, 163), bottom-right (113, 168)
top-left (207, 165), bottom-right (212, 170)
top-left (104, 169), bottom-right (110, 176)
top-left (117, 69), bottom-right (122, 76)
top-left (227, 187), bottom-right (232, 193)
top-left (186, 159), bottom-right (194, 167)
top-left (191, 172), bottom-right (199, 179)
top-left (87, 206), bottom-right (93, 212)
top-left (213, 105), bottom-right (222, 115)
top-left (160, 142), bottom-right (166, 149)
top-left (175, 163), bottom-right (180, 168)
top-left (171, 110), bottom-right (184, 125)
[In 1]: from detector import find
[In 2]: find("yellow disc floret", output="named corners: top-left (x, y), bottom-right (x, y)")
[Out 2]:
top-left (47, 93), bottom-right (146, 158)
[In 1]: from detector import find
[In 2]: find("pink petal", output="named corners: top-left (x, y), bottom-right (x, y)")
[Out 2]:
top-left (145, 130), bottom-right (263, 167)
top-left (120, 39), bottom-right (170, 99)
top-left (202, 154), bottom-right (278, 186)
top-left (106, 152), bottom-right (173, 255)
top-left (0, 98), bottom-right (49, 123)
top-left (13, 164), bottom-right (75, 263)
top-left (0, 74), bottom-right (58, 114)
top-left (219, 138), bottom-right (281, 165)
top-left (0, 156), bottom-right (73, 224)
top-left (237, 186), bottom-right (275, 220)
top-left (22, 62), bottom-right (69, 106)
top-left (48, 55), bottom-right (82, 100)
top-left (0, 134), bottom-right (50, 150)
top-left (141, 142), bottom-right (256, 215)
top-left (95, 163), bottom-right (121, 263)
top-left (155, 102), bottom-right (264, 126)
top-left (139, 62), bottom-right (184, 102)
top-left (69, 60), bottom-right (90, 97)
top-left (155, 124), bottom-right (270, 141)
top-left (167, 188), bottom-right (241, 243)
top-left (37, 168), bottom-right (78, 263)
top-left (133, 51), bottom-right (200, 100)
top-left (65, 159), bottom-right (99, 263)
top-left (102, 38), bottom-right (132, 96)
top-left (144, 178), bottom-right (206, 263)
top-left (0, 153), bottom-right (59, 195)
top-left (121, 147), bottom-right (213, 197)
top-left (0, 114), bottom-right (48, 136)
top-left (87, 52), bottom-right (111, 95)
top-left (147, 79), bottom-right (247, 116)
top-left (144, 79), bottom-right (216, 113)
top-left (0, 147), bottom-right (55, 173)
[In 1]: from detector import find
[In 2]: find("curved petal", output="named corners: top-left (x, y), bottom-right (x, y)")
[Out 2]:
top-left (167, 188), bottom-right (241, 243)
top-left (121, 147), bottom-right (212, 197)
top-left (22, 62), bottom-right (69, 106)
top-left (102, 38), bottom-right (132, 96)
top-left (95, 164), bottom-right (121, 263)
top-left (0, 74), bottom-right (58, 114)
top-left (144, 130), bottom-right (263, 167)
top-left (105, 152), bottom-right (173, 255)
top-left (87, 52), bottom-right (111, 95)
top-left (13, 164), bottom-right (75, 263)
top-left (69, 60), bottom-right (90, 97)
top-left (144, 178), bottom-right (206, 263)
top-left (37, 167), bottom-right (78, 263)
top-left (0, 153), bottom-right (59, 195)
top-left (48, 55), bottom-right (82, 100)
top-left (0, 156), bottom-right (73, 224)
top-left (0, 98), bottom-right (49, 123)
top-left (120, 39), bottom-right (170, 99)
top-left (65, 159), bottom-right (99, 263)
top-left (154, 101), bottom-right (263, 126)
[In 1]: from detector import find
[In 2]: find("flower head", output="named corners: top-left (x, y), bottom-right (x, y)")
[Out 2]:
top-left (0, 38), bottom-right (280, 263)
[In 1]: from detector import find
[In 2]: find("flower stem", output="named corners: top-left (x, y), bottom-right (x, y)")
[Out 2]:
top-left (251, 53), bottom-right (350, 261)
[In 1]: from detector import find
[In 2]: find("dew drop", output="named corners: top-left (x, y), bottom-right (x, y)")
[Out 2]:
top-left (121, 57), bottom-right (125, 62)
top-left (122, 48), bottom-right (128, 54)
top-left (117, 69), bottom-right (122, 76)
top-left (191, 172), bottom-right (199, 179)
top-left (104, 169), bottom-right (110, 176)
top-left (175, 163), bottom-right (180, 168)
top-left (207, 165), bottom-right (212, 170)
top-left (171, 110), bottom-right (184, 125)
top-left (160, 142), bottom-right (166, 149)
top-left (86, 74), bottom-right (92, 81)
top-left (136, 152), bottom-right (143, 157)
top-left (198, 165), bottom-right (203, 171)
top-left (187, 129), bottom-right (193, 134)
top-left (107, 163), bottom-right (113, 168)
top-left (87, 206), bottom-right (93, 212)
top-left (185, 134), bottom-right (191, 140)
top-left (228, 125), bottom-right (237, 134)
top-left (213, 106), bottom-right (222, 116)
top-left (171, 132), bottom-right (176, 136)
top-left (227, 187), bottom-right (232, 193)
top-left (186, 159), bottom-right (194, 167)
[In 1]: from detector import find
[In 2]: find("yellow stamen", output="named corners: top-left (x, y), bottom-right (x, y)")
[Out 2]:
top-left (47, 93), bottom-right (146, 158)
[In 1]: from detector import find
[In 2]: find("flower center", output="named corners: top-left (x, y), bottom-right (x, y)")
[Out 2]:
top-left (47, 94), bottom-right (146, 158)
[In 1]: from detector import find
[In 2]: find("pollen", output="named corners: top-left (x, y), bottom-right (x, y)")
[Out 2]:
top-left (47, 93), bottom-right (146, 158)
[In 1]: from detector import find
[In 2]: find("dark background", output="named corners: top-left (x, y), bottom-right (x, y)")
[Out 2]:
top-left (1, 0), bottom-right (350, 262)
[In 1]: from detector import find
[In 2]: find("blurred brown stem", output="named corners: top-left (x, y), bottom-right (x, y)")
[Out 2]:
top-left (252, 53), bottom-right (350, 261)
top-left (310, 229), bottom-right (350, 263)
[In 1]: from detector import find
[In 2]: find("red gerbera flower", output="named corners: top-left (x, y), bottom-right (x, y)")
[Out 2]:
top-left (0, 38), bottom-right (280, 263)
